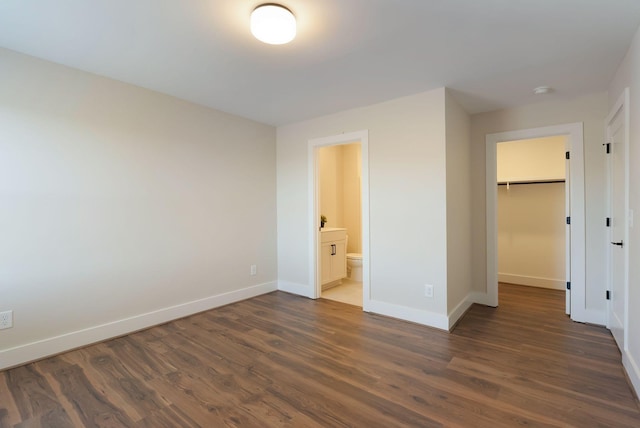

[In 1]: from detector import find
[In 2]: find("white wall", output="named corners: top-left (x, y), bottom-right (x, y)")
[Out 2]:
top-left (608, 25), bottom-right (640, 397)
top-left (0, 48), bottom-right (277, 369)
top-left (445, 91), bottom-right (473, 317)
top-left (497, 136), bottom-right (566, 183)
top-left (498, 183), bottom-right (566, 289)
top-left (277, 88), bottom-right (450, 327)
top-left (470, 92), bottom-right (609, 316)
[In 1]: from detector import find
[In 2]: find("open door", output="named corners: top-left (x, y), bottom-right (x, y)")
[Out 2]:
top-left (565, 144), bottom-right (571, 315)
top-left (606, 88), bottom-right (629, 351)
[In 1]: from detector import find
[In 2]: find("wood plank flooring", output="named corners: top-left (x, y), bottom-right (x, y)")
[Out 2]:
top-left (1, 283), bottom-right (639, 427)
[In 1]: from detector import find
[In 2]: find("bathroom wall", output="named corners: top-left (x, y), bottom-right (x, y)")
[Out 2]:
top-left (341, 144), bottom-right (362, 254)
top-left (497, 136), bottom-right (566, 289)
top-left (0, 48), bottom-right (277, 369)
top-left (318, 143), bottom-right (362, 254)
top-left (318, 145), bottom-right (344, 229)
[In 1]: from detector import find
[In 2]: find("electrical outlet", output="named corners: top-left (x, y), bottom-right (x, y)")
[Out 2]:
top-left (0, 310), bottom-right (13, 330)
top-left (424, 284), bottom-right (434, 299)
top-left (250, 265), bottom-right (257, 276)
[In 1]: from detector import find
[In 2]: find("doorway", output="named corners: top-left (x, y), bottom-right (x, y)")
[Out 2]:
top-left (496, 136), bottom-right (568, 309)
top-left (317, 143), bottom-right (362, 306)
top-left (485, 123), bottom-right (593, 324)
top-left (308, 130), bottom-right (370, 311)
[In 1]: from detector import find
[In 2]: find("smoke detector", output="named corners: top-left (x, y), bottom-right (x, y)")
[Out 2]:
top-left (533, 86), bottom-right (553, 95)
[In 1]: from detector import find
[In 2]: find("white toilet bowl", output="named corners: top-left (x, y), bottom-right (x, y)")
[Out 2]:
top-left (346, 253), bottom-right (363, 281)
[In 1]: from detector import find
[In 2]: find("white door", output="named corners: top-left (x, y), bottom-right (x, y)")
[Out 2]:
top-left (565, 148), bottom-right (571, 315)
top-left (607, 91), bottom-right (628, 351)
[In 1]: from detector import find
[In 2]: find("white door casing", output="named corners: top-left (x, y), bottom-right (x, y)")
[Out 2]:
top-left (486, 123), bottom-right (591, 323)
top-left (606, 88), bottom-right (630, 351)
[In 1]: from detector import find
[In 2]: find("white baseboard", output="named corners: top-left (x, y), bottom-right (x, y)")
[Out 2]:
top-left (499, 273), bottom-right (565, 290)
top-left (367, 300), bottom-right (448, 331)
top-left (0, 281), bottom-right (277, 371)
top-left (498, 273), bottom-right (564, 290)
top-left (623, 350), bottom-right (640, 398)
top-left (447, 294), bottom-right (475, 330)
top-left (469, 291), bottom-right (494, 307)
top-left (278, 280), bottom-right (314, 298)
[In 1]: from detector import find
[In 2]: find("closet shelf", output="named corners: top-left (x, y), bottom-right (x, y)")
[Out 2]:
top-left (497, 179), bottom-right (565, 186)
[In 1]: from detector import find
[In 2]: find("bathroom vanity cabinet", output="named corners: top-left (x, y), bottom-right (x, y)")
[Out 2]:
top-left (320, 228), bottom-right (347, 289)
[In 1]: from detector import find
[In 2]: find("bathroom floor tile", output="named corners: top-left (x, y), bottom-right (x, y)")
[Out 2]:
top-left (321, 279), bottom-right (362, 307)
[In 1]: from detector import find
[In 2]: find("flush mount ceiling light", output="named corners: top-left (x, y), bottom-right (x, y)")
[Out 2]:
top-left (251, 4), bottom-right (296, 45)
top-left (533, 86), bottom-right (554, 95)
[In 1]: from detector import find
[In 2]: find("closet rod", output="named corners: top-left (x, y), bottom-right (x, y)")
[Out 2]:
top-left (497, 179), bottom-right (565, 186)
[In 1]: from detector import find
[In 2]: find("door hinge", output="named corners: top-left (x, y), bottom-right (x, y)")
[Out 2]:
top-left (606, 290), bottom-right (611, 300)
top-left (565, 151), bottom-right (570, 160)
top-left (566, 216), bottom-right (571, 225)
top-left (566, 282), bottom-right (571, 290)
top-left (606, 217), bottom-right (611, 227)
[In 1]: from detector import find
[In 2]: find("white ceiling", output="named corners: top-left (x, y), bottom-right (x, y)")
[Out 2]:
top-left (1, 0), bottom-right (640, 126)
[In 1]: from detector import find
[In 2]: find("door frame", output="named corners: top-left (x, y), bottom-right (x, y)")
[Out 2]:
top-left (485, 123), bottom-right (591, 323)
top-left (605, 87), bottom-right (630, 350)
top-left (308, 130), bottom-right (370, 311)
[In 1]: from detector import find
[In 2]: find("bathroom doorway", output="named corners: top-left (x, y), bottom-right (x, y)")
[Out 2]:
top-left (317, 142), bottom-right (362, 306)
top-left (308, 130), bottom-right (370, 311)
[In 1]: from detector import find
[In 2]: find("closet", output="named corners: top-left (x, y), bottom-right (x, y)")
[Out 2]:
top-left (497, 136), bottom-right (567, 290)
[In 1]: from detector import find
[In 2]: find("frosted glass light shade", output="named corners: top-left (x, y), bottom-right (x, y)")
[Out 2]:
top-left (251, 4), bottom-right (296, 45)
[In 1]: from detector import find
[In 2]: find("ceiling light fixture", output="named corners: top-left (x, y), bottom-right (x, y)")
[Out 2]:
top-left (533, 86), bottom-right (553, 95)
top-left (251, 4), bottom-right (296, 45)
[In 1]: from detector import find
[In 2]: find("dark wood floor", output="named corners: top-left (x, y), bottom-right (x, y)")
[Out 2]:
top-left (1, 284), bottom-right (639, 427)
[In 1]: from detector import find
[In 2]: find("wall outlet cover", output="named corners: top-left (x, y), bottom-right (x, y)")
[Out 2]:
top-left (0, 310), bottom-right (13, 329)
top-left (424, 284), bottom-right (434, 298)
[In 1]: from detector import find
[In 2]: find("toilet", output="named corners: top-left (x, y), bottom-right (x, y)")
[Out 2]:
top-left (346, 253), bottom-right (363, 281)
